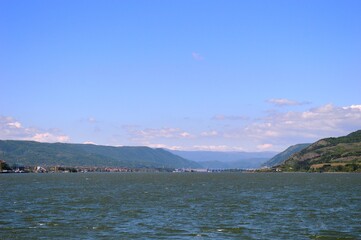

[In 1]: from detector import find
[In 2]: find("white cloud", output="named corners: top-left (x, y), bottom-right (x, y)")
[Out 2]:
top-left (244, 104), bottom-right (361, 142)
top-left (257, 143), bottom-right (273, 150)
top-left (192, 52), bottom-right (204, 61)
top-left (267, 98), bottom-right (309, 107)
top-left (180, 132), bottom-right (191, 138)
top-left (201, 130), bottom-right (219, 137)
top-left (127, 127), bottom-right (194, 142)
top-left (343, 105), bottom-right (361, 110)
top-left (192, 145), bottom-right (244, 152)
top-left (146, 143), bottom-right (183, 150)
top-left (32, 133), bottom-right (70, 143)
top-left (7, 121), bottom-right (22, 129)
top-left (83, 141), bottom-right (96, 145)
top-left (122, 104), bottom-right (361, 152)
top-left (0, 116), bottom-right (70, 143)
top-left (146, 144), bottom-right (244, 152)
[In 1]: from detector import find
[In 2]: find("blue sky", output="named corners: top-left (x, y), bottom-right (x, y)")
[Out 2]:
top-left (1, 0), bottom-right (361, 151)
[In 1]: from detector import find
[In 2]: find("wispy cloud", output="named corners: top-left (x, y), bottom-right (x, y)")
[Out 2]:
top-left (191, 145), bottom-right (245, 151)
top-left (146, 143), bottom-right (183, 150)
top-left (257, 143), bottom-right (273, 150)
top-left (32, 133), bottom-right (70, 142)
top-left (7, 121), bottom-right (22, 129)
top-left (87, 117), bottom-right (98, 124)
top-left (267, 98), bottom-right (310, 107)
top-left (192, 52), bottom-right (204, 61)
top-left (126, 127), bottom-right (193, 143)
top-left (208, 103), bottom-right (361, 151)
top-left (200, 130), bottom-right (219, 137)
top-left (0, 116), bottom-right (70, 143)
top-left (244, 104), bottom-right (361, 143)
top-left (212, 114), bottom-right (249, 121)
top-left (121, 104), bottom-right (361, 152)
top-left (136, 143), bottom-right (246, 152)
top-left (342, 105), bottom-right (361, 110)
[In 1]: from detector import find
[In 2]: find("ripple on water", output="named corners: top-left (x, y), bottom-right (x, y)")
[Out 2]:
top-left (1, 173), bottom-right (361, 239)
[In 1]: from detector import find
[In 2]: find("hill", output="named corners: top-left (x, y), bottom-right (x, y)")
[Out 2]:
top-left (170, 150), bottom-right (277, 169)
top-left (262, 144), bottom-right (310, 168)
top-left (0, 140), bottom-right (201, 169)
top-left (198, 158), bottom-right (269, 169)
top-left (279, 130), bottom-right (361, 172)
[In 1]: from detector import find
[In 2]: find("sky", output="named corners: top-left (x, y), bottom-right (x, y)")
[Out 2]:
top-left (1, 0), bottom-right (361, 152)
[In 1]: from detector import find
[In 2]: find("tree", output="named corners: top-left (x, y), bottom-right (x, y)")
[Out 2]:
top-left (0, 160), bottom-right (12, 172)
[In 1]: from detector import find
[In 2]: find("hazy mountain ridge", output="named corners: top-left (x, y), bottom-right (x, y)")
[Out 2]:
top-left (0, 140), bottom-right (201, 168)
top-left (262, 144), bottom-right (311, 168)
top-left (199, 158), bottom-right (269, 169)
top-left (170, 150), bottom-right (277, 169)
top-left (280, 130), bottom-right (361, 172)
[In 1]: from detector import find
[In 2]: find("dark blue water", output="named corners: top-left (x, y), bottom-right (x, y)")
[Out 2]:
top-left (1, 173), bottom-right (360, 239)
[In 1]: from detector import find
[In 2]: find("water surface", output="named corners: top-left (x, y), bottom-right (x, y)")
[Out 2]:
top-left (1, 173), bottom-right (360, 239)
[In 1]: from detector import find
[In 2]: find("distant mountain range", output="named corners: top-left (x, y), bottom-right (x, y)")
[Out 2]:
top-left (261, 144), bottom-right (311, 168)
top-left (0, 140), bottom-right (201, 169)
top-left (170, 150), bottom-right (277, 169)
top-left (279, 130), bottom-right (361, 172)
top-left (3, 130), bottom-right (360, 172)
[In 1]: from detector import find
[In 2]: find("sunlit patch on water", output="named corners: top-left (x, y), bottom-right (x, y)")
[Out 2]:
top-left (310, 230), bottom-right (358, 239)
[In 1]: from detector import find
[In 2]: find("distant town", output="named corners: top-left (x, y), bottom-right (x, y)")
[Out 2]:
top-left (0, 159), bottom-right (250, 174)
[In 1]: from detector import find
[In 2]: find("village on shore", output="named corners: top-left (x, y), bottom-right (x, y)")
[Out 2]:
top-left (0, 159), bottom-right (251, 174)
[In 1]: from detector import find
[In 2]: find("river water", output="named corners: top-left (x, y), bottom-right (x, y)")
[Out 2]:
top-left (1, 173), bottom-right (360, 239)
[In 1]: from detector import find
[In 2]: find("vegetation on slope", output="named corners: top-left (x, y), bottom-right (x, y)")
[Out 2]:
top-left (280, 130), bottom-right (361, 172)
top-left (262, 144), bottom-right (310, 168)
top-left (0, 140), bottom-right (200, 169)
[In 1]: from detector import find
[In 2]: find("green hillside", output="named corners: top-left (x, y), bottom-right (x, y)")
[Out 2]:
top-left (262, 144), bottom-right (310, 168)
top-left (279, 130), bottom-right (361, 172)
top-left (0, 140), bottom-right (200, 169)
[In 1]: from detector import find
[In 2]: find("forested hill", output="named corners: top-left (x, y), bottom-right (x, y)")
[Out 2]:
top-left (262, 143), bottom-right (310, 168)
top-left (279, 130), bottom-right (361, 172)
top-left (0, 140), bottom-right (200, 168)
